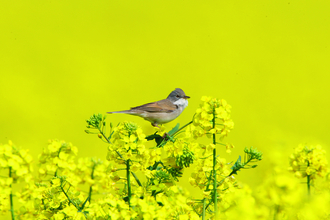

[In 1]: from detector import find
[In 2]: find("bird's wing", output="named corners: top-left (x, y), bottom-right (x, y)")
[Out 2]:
top-left (130, 99), bottom-right (177, 113)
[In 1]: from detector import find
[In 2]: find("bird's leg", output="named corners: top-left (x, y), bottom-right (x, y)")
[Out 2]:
top-left (162, 132), bottom-right (170, 139)
top-left (152, 123), bottom-right (169, 139)
top-left (151, 123), bottom-right (160, 128)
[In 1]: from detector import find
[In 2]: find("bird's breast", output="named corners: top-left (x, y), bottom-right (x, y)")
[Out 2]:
top-left (173, 98), bottom-right (188, 109)
top-left (142, 109), bottom-right (183, 124)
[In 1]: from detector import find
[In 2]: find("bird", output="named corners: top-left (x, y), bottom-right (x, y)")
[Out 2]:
top-left (107, 88), bottom-right (190, 127)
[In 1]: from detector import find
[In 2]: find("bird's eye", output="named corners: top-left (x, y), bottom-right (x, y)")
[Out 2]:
top-left (176, 95), bottom-right (180, 98)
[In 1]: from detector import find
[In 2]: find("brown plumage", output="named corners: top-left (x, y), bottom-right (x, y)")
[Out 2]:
top-left (107, 88), bottom-right (190, 127)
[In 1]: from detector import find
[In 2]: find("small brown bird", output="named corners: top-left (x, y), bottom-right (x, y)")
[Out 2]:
top-left (107, 88), bottom-right (190, 127)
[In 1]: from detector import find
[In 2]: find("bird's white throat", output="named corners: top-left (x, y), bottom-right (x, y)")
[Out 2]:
top-left (173, 98), bottom-right (188, 109)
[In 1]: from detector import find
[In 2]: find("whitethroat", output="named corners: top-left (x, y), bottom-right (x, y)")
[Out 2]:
top-left (107, 88), bottom-right (190, 127)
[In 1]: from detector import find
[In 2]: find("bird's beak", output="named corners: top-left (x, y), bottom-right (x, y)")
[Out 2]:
top-left (184, 95), bottom-right (190, 99)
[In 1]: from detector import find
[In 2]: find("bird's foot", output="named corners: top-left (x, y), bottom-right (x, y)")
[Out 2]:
top-left (152, 123), bottom-right (160, 128)
top-left (162, 132), bottom-right (170, 139)
top-left (152, 123), bottom-right (170, 140)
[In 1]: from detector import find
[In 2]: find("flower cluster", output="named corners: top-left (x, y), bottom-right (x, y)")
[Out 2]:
top-left (256, 167), bottom-right (303, 219)
top-left (218, 185), bottom-right (264, 220)
top-left (126, 185), bottom-right (199, 220)
top-left (33, 140), bottom-right (117, 219)
top-left (163, 139), bottom-right (198, 169)
top-left (38, 140), bottom-right (78, 180)
top-left (191, 96), bottom-right (234, 139)
top-left (0, 141), bottom-right (33, 216)
top-left (183, 96), bottom-right (240, 217)
top-left (288, 144), bottom-right (328, 179)
top-left (107, 122), bottom-right (161, 172)
top-left (75, 158), bottom-right (117, 194)
top-left (35, 176), bottom-right (86, 220)
top-left (85, 193), bottom-right (132, 219)
top-left (0, 140), bottom-right (33, 182)
top-left (83, 185), bottom-right (199, 220)
top-left (189, 156), bottom-right (233, 190)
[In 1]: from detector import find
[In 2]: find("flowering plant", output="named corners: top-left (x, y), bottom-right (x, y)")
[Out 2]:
top-left (1, 96), bottom-right (327, 220)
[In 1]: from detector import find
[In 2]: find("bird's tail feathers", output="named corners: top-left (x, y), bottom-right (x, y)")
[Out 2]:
top-left (107, 110), bottom-right (135, 114)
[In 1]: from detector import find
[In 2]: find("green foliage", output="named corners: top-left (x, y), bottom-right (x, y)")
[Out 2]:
top-left (86, 113), bottom-right (105, 129)
top-left (230, 147), bottom-right (263, 175)
top-left (175, 146), bottom-right (195, 168)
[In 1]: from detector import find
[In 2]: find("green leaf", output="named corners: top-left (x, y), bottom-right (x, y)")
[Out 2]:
top-left (145, 132), bottom-right (163, 146)
top-left (168, 123), bottom-right (180, 136)
top-left (146, 133), bottom-right (162, 141)
top-left (230, 155), bottom-right (243, 175)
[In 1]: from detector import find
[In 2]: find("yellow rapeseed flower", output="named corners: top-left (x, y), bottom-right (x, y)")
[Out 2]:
top-left (289, 144), bottom-right (328, 179)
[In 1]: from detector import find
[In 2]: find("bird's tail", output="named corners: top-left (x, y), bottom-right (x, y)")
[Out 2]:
top-left (107, 110), bottom-right (134, 114)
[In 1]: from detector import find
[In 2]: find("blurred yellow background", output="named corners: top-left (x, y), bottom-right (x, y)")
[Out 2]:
top-left (1, 1), bottom-right (329, 190)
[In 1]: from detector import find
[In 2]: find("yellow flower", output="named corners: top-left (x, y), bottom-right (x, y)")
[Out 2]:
top-left (225, 143), bottom-right (235, 154)
top-left (61, 205), bottom-right (78, 217)
top-left (191, 96), bottom-right (234, 142)
top-left (289, 144), bottom-right (328, 180)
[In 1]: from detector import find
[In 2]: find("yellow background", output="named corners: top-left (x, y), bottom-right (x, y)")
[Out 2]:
top-left (1, 1), bottom-right (330, 189)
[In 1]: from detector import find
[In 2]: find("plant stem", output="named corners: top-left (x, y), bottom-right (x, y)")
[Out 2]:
top-left (131, 171), bottom-right (142, 187)
top-left (99, 127), bottom-right (142, 187)
top-left (126, 159), bottom-right (132, 208)
top-left (202, 198), bottom-right (206, 220)
top-left (173, 121), bottom-right (193, 136)
top-left (273, 204), bottom-right (280, 220)
top-left (100, 128), bottom-right (111, 143)
top-left (212, 108), bottom-right (218, 218)
top-left (307, 160), bottom-right (311, 196)
top-left (88, 162), bottom-right (96, 203)
top-left (60, 183), bottom-right (78, 209)
top-left (9, 167), bottom-right (15, 220)
top-left (307, 175), bottom-right (311, 195)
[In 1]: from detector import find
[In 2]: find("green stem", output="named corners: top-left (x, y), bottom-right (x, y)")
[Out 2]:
top-left (156, 121), bottom-right (193, 147)
top-left (307, 175), bottom-right (311, 195)
top-left (54, 146), bottom-right (64, 177)
top-left (173, 121), bottom-right (193, 137)
top-left (202, 198), bottom-right (206, 220)
top-left (307, 160), bottom-right (311, 196)
top-left (99, 128), bottom-right (111, 143)
top-left (273, 204), bottom-right (279, 220)
top-left (126, 159), bottom-right (132, 208)
top-left (99, 128), bottom-right (142, 187)
top-left (212, 108), bottom-right (218, 218)
top-left (9, 167), bottom-right (15, 220)
top-left (88, 163), bottom-right (96, 203)
top-left (60, 183), bottom-right (78, 209)
top-left (131, 171), bottom-right (142, 187)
